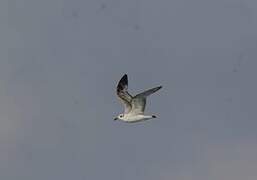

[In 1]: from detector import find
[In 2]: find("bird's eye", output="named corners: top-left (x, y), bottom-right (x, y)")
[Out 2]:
top-left (120, 115), bottom-right (123, 118)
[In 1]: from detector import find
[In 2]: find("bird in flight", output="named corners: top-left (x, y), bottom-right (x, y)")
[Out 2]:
top-left (114, 74), bottom-right (162, 123)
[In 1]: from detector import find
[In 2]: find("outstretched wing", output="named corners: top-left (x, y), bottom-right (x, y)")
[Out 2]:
top-left (116, 74), bottom-right (132, 114)
top-left (130, 86), bottom-right (162, 115)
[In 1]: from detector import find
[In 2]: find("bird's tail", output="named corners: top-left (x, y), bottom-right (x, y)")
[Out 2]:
top-left (135, 86), bottom-right (162, 97)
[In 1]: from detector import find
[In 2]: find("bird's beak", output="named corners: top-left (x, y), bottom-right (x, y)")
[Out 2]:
top-left (114, 117), bottom-right (118, 121)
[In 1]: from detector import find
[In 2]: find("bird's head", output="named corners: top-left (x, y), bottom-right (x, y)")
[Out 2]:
top-left (114, 113), bottom-right (125, 121)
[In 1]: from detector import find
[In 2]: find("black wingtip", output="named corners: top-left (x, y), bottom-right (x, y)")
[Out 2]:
top-left (152, 115), bottom-right (157, 118)
top-left (122, 74), bottom-right (127, 79)
top-left (121, 74), bottom-right (128, 83)
top-left (117, 74), bottom-right (128, 92)
top-left (155, 86), bottom-right (162, 91)
top-left (120, 74), bottom-right (127, 82)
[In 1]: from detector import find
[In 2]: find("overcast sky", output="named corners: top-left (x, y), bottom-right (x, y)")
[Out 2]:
top-left (3, 0), bottom-right (257, 179)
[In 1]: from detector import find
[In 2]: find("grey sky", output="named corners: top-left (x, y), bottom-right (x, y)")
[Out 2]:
top-left (3, 0), bottom-right (257, 179)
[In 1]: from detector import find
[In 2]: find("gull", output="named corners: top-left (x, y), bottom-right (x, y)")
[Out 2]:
top-left (114, 74), bottom-right (162, 123)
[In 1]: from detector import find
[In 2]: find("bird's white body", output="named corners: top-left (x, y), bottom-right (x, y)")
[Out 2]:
top-left (119, 114), bottom-right (154, 123)
top-left (114, 74), bottom-right (162, 123)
